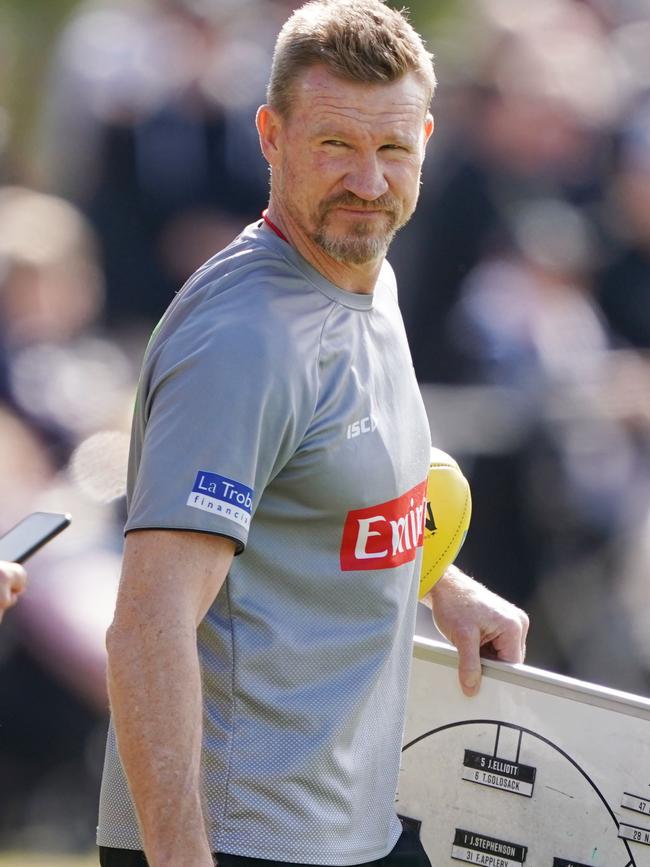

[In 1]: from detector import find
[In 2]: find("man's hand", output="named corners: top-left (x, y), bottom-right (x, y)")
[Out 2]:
top-left (424, 565), bottom-right (529, 697)
top-left (0, 561), bottom-right (27, 622)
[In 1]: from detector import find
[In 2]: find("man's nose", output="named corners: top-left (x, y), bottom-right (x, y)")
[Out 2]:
top-left (343, 154), bottom-right (389, 201)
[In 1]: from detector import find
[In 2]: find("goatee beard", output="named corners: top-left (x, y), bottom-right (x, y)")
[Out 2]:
top-left (313, 226), bottom-right (395, 264)
top-left (312, 192), bottom-right (402, 265)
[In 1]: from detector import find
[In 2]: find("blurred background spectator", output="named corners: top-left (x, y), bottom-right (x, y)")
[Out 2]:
top-left (1, 0), bottom-right (650, 853)
top-left (38, 0), bottom-right (292, 332)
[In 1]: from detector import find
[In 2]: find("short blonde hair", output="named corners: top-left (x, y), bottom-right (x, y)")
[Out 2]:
top-left (268, 0), bottom-right (436, 117)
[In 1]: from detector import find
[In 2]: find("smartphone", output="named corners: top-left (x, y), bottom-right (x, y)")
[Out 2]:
top-left (0, 512), bottom-right (71, 563)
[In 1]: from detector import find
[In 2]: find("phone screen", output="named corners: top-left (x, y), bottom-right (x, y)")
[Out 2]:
top-left (0, 512), bottom-right (71, 563)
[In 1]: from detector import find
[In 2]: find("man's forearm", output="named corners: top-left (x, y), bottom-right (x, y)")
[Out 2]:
top-left (107, 617), bottom-right (214, 867)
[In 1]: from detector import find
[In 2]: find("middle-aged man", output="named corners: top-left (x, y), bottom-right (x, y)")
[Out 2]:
top-left (97, 2), bottom-right (529, 866)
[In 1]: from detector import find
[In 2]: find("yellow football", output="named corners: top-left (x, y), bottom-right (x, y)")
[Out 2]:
top-left (419, 447), bottom-right (472, 598)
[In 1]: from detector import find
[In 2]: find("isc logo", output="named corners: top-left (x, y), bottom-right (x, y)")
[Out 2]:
top-left (346, 415), bottom-right (378, 439)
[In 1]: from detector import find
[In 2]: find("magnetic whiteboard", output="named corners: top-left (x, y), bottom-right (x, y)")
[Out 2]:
top-left (398, 637), bottom-right (650, 867)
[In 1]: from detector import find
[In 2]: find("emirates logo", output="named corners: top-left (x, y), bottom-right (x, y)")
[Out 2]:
top-left (339, 479), bottom-right (427, 571)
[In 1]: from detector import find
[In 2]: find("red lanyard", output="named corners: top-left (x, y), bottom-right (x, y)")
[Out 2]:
top-left (262, 209), bottom-right (289, 243)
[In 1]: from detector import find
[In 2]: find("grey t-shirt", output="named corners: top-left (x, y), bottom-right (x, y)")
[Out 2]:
top-left (97, 221), bottom-right (432, 864)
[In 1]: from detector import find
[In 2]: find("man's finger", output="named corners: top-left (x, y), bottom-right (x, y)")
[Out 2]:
top-left (492, 629), bottom-right (525, 664)
top-left (520, 612), bottom-right (529, 661)
top-left (455, 627), bottom-right (482, 697)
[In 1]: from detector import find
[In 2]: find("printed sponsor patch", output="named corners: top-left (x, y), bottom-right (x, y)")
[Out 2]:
top-left (340, 479), bottom-right (427, 571)
top-left (186, 470), bottom-right (253, 530)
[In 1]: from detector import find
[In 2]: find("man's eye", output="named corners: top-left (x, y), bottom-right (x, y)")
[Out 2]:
top-left (323, 140), bottom-right (347, 147)
top-left (381, 143), bottom-right (406, 151)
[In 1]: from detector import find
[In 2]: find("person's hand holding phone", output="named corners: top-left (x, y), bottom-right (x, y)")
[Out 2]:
top-left (0, 560), bottom-right (27, 621)
top-left (0, 512), bottom-right (70, 622)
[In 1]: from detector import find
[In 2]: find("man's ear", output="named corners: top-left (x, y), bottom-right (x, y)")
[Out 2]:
top-left (424, 112), bottom-right (435, 147)
top-left (256, 104), bottom-right (283, 166)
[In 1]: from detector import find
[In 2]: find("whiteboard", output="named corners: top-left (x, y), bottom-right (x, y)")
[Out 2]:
top-left (398, 637), bottom-right (650, 867)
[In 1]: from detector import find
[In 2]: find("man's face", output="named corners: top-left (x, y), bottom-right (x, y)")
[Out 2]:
top-left (267, 65), bottom-right (433, 265)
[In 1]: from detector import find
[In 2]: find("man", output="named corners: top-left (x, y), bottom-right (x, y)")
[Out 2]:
top-left (98, 2), bottom-right (529, 866)
top-left (0, 561), bottom-right (26, 622)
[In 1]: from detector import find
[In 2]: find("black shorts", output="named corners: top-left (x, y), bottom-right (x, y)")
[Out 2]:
top-left (98, 823), bottom-right (432, 867)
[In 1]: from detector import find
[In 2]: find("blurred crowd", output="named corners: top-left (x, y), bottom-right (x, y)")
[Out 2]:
top-left (0, 0), bottom-right (650, 852)
top-left (399, 0), bottom-right (650, 695)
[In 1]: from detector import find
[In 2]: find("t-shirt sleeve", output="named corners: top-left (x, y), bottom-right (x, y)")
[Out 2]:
top-left (124, 310), bottom-right (314, 551)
